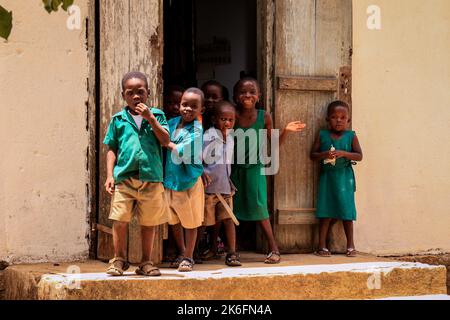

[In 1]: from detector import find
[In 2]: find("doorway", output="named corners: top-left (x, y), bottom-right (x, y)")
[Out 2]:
top-left (163, 0), bottom-right (258, 252)
top-left (163, 0), bottom-right (257, 96)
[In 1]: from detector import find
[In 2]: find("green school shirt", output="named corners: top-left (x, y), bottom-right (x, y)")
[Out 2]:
top-left (164, 116), bottom-right (203, 191)
top-left (103, 107), bottom-right (169, 183)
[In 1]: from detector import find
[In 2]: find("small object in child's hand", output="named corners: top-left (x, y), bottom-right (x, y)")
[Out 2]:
top-left (324, 145), bottom-right (336, 166)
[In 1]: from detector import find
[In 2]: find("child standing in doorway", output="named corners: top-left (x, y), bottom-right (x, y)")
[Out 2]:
top-left (201, 80), bottom-right (229, 130)
top-left (202, 101), bottom-right (241, 266)
top-left (163, 85), bottom-right (184, 120)
top-left (164, 88), bottom-right (205, 272)
top-left (310, 100), bottom-right (363, 257)
top-left (104, 71), bottom-right (170, 277)
top-left (231, 77), bottom-right (306, 264)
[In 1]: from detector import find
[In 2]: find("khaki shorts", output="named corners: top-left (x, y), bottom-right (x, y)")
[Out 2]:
top-left (203, 194), bottom-right (233, 227)
top-left (165, 178), bottom-right (205, 229)
top-left (109, 178), bottom-right (169, 227)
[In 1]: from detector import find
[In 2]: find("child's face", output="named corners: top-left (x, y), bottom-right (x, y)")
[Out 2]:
top-left (327, 106), bottom-right (350, 132)
top-left (213, 106), bottom-right (236, 136)
top-left (204, 85), bottom-right (224, 110)
top-left (122, 78), bottom-right (149, 112)
top-left (164, 90), bottom-right (183, 119)
top-left (179, 92), bottom-right (204, 123)
top-left (235, 81), bottom-right (260, 109)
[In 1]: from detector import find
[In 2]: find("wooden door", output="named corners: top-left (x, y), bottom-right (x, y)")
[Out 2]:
top-left (96, 0), bottom-right (165, 263)
top-left (272, 0), bottom-right (353, 253)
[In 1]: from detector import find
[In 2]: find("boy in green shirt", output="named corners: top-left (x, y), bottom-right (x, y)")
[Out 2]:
top-left (103, 71), bottom-right (170, 276)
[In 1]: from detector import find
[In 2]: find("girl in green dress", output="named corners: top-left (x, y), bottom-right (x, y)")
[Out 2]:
top-left (310, 101), bottom-right (363, 257)
top-left (231, 77), bottom-right (306, 263)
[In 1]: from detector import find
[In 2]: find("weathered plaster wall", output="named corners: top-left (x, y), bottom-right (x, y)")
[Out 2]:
top-left (352, 0), bottom-right (450, 255)
top-left (0, 1), bottom-right (89, 263)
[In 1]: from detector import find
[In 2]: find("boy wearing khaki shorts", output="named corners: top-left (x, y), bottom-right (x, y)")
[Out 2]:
top-left (164, 88), bottom-right (205, 272)
top-left (104, 71), bottom-right (170, 277)
top-left (202, 101), bottom-right (241, 266)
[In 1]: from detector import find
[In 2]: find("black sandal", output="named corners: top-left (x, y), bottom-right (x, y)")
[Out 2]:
top-left (225, 252), bottom-right (242, 267)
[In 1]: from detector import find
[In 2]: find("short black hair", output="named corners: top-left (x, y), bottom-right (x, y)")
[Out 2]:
top-left (213, 100), bottom-right (236, 117)
top-left (184, 87), bottom-right (205, 105)
top-left (201, 80), bottom-right (230, 101)
top-left (164, 85), bottom-right (185, 97)
top-left (327, 100), bottom-right (350, 116)
top-left (121, 71), bottom-right (149, 91)
top-left (233, 77), bottom-right (262, 108)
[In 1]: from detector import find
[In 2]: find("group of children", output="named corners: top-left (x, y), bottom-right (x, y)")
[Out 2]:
top-left (104, 71), bottom-right (363, 276)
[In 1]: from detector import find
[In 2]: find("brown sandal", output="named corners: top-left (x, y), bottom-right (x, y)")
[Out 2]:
top-left (178, 257), bottom-right (194, 272)
top-left (135, 261), bottom-right (161, 277)
top-left (264, 251), bottom-right (281, 264)
top-left (106, 257), bottom-right (130, 276)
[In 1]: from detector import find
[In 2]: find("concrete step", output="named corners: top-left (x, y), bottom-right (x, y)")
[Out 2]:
top-left (3, 253), bottom-right (447, 300)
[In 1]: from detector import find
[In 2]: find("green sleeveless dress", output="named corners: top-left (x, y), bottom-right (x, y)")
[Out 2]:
top-left (316, 130), bottom-right (357, 221)
top-left (231, 109), bottom-right (269, 221)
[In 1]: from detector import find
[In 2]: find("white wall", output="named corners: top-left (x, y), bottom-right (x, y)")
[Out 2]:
top-left (353, 0), bottom-right (450, 255)
top-left (0, 0), bottom-right (89, 263)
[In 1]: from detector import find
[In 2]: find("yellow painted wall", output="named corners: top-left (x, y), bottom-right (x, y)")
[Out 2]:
top-left (0, 1), bottom-right (89, 262)
top-left (352, 0), bottom-right (450, 255)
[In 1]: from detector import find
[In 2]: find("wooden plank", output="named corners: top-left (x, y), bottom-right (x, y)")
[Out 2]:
top-left (128, 0), bottom-right (164, 264)
top-left (278, 76), bottom-right (338, 91)
top-left (87, 0), bottom-right (98, 260)
top-left (277, 209), bottom-right (318, 225)
top-left (273, 0), bottom-right (317, 253)
top-left (273, 0), bottom-right (352, 253)
top-left (97, 0), bottom-right (130, 262)
top-left (256, 0), bottom-right (275, 253)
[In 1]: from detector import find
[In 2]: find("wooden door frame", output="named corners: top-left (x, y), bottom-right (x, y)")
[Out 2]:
top-left (87, 0), bottom-right (99, 260)
top-left (86, 0), bottom-right (165, 261)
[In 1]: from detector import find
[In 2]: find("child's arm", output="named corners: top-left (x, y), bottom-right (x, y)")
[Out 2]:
top-left (105, 147), bottom-right (117, 195)
top-left (310, 135), bottom-right (334, 161)
top-left (332, 134), bottom-right (363, 161)
top-left (135, 103), bottom-right (170, 147)
top-left (265, 112), bottom-right (306, 146)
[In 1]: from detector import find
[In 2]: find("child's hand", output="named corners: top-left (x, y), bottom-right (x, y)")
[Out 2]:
top-left (105, 177), bottom-right (115, 195)
top-left (285, 121), bottom-right (306, 132)
top-left (135, 103), bottom-right (155, 122)
top-left (201, 173), bottom-right (212, 187)
top-left (327, 151), bottom-right (336, 160)
top-left (331, 150), bottom-right (348, 159)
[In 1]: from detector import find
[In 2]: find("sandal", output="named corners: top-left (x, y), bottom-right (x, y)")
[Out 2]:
top-left (178, 257), bottom-right (195, 272)
top-left (168, 255), bottom-right (184, 268)
top-left (201, 249), bottom-right (221, 261)
top-left (314, 248), bottom-right (331, 257)
top-left (135, 261), bottom-right (161, 277)
top-left (264, 251), bottom-right (281, 264)
top-left (106, 257), bottom-right (130, 276)
top-left (346, 248), bottom-right (357, 257)
top-left (225, 252), bottom-right (242, 267)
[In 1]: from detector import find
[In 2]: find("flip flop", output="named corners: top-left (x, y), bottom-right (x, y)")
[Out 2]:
top-left (346, 248), bottom-right (357, 257)
top-left (314, 248), bottom-right (331, 257)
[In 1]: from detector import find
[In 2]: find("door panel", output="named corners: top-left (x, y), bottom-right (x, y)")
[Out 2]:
top-left (273, 0), bottom-right (352, 253)
top-left (97, 0), bottom-right (164, 263)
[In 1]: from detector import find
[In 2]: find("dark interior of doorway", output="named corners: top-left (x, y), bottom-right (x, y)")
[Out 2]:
top-left (163, 0), bottom-right (258, 254)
